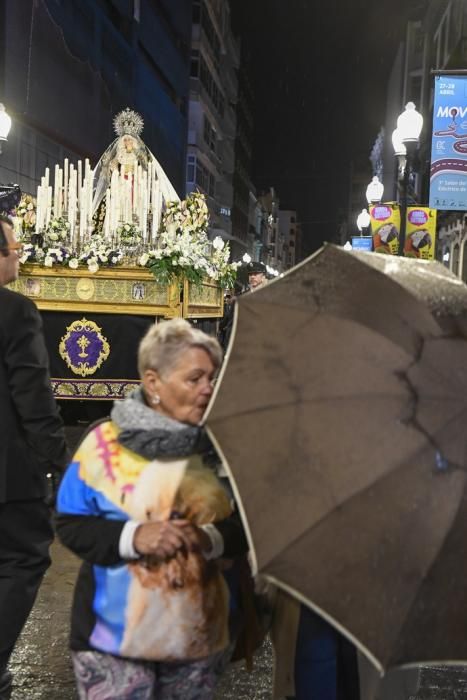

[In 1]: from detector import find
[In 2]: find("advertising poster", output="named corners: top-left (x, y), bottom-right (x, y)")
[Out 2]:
top-left (430, 75), bottom-right (467, 210)
top-left (369, 203), bottom-right (400, 255)
top-left (404, 207), bottom-right (437, 259)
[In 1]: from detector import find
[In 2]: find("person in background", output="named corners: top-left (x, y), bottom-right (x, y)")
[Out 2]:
top-left (0, 215), bottom-right (69, 700)
top-left (247, 261), bottom-right (268, 291)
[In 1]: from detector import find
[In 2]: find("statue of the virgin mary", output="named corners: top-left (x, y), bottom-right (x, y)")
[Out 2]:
top-left (92, 108), bottom-right (179, 235)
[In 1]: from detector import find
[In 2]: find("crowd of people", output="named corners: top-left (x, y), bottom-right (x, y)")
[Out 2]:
top-left (0, 215), bottom-right (360, 699)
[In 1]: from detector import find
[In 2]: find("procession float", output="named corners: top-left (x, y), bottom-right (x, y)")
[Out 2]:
top-left (7, 109), bottom-right (237, 402)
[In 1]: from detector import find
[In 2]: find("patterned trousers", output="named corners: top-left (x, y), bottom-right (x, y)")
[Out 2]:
top-left (72, 649), bottom-right (228, 700)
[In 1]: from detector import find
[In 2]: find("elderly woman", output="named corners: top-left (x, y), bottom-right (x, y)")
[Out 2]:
top-left (56, 319), bottom-right (247, 700)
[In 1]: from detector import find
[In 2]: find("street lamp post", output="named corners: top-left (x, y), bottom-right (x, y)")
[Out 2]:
top-left (394, 102), bottom-right (423, 255)
top-left (0, 104), bottom-right (12, 155)
top-left (356, 208), bottom-right (371, 236)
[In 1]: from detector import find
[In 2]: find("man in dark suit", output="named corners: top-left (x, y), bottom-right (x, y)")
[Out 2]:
top-left (0, 215), bottom-right (68, 698)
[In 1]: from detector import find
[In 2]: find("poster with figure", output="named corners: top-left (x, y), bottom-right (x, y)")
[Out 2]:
top-left (404, 207), bottom-right (437, 260)
top-left (369, 203), bottom-right (400, 255)
top-left (430, 75), bottom-right (467, 211)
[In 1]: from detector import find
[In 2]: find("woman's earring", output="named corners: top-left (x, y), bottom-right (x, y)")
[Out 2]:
top-left (151, 394), bottom-right (160, 406)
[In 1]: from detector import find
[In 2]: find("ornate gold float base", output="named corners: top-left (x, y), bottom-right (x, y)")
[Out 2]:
top-left (10, 265), bottom-right (224, 318)
top-left (10, 265), bottom-right (181, 317)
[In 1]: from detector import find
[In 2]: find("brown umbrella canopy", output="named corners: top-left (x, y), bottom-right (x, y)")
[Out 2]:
top-left (205, 245), bottom-right (467, 673)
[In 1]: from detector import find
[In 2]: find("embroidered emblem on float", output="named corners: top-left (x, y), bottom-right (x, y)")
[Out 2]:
top-left (59, 318), bottom-right (110, 376)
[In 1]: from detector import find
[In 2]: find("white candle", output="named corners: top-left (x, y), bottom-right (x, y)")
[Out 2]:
top-left (59, 168), bottom-right (63, 216)
top-left (53, 165), bottom-right (59, 216)
top-left (63, 159), bottom-right (69, 214)
top-left (46, 186), bottom-right (52, 228)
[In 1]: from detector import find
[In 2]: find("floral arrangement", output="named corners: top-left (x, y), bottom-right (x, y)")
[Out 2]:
top-left (137, 193), bottom-right (238, 287)
top-left (17, 191), bottom-right (238, 287)
top-left (138, 232), bottom-right (239, 288)
top-left (19, 243), bottom-right (70, 267)
top-left (19, 243), bottom-right (45, 265)
top-left (14, 194), bottom-right (37, 233)
top-left (77, 235), bottom-right (123, 273)
top-left (163, 191), bottom-right (209, 236)
top-left (116, 223), bottom-right (143, 245)
top-left (43, 217), bottom-right (71, 246)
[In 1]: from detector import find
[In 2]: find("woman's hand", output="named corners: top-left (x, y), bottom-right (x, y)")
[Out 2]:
top-left (174, 521), bottom-right (213, 554)
top-left (133, 520), bottom-right (193, 559)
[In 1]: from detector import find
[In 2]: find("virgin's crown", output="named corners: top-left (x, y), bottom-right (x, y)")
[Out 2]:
top-left (113, 108), bottom-right (144, 138)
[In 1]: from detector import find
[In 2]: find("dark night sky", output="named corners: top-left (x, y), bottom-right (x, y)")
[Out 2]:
top-left (231, 0), bottom-right (423, 253)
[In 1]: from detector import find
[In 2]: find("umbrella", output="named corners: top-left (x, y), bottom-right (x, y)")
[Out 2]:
top-left (205, 244), bottom-right (467, 673)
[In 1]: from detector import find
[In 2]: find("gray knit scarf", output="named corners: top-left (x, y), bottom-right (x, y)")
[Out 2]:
top-left (111, 387), bottom-right (209, 459)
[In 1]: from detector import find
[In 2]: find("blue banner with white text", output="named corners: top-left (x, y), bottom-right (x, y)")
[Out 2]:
top-left (430, 75), bottom-right (467, 211)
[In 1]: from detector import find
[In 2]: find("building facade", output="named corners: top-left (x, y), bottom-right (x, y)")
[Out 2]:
top-left (278, 209), bottom-right (298, 269)
top-left (186, 0), bottom-right (241, 247)
top-left (0, 0), bottom-right (192, 197)
top-left (230, 48), bottom-right (254, 260)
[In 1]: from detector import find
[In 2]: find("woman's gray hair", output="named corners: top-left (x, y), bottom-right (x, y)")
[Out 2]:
top-left (138, 318), bottom-right (222, 377)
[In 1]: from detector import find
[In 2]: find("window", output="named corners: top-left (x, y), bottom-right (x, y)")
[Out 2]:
top-left (208, 172), bottom-right (216, 197)
top-left (197, 53), bottom-right (225, 117)
top-left (187, 155), bottom-right (196, 184)
top-left (203, 116), bottom-right (216, 152)
top-left (190, 50), bottom-right (200, 78)
top-left (200, 3), bottom-right (221, 65)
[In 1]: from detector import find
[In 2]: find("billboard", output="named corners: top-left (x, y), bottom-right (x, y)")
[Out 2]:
top-left (369, 203), bottom-right (400, 255)
top-left (404, 207), bottom-right (437, 260)
top-left (430, 75), bottom-right (467, 210)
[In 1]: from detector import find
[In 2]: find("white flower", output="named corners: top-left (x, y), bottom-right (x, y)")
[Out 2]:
top-left (44, 256), bottom-right (53, 267)
top-left (172, 259), bottom-right (178, 266)
top-left (35, 248), bottom-right (45, 260)
top-left (212, 236), bottom-right (224, 251)
top-left (99, 255), bottom-right (108, 263)
top-left (27, 203), bottom-right (34, 211)
top-left (124, 224), bottom-right (130, 231)
top-left (69, 258), bottom-right (79, 269)
top-left (139, 253), bottom-right (149, 266)
top-left (48, 232), bottom-right (58, 241)
top-left (88, 261), bottom-right (99, 273)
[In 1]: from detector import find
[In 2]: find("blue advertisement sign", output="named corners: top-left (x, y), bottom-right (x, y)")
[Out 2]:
top-left (351, 236), bottom-right (373, 251)
top-left (430, 75), bottom-right (467, 210)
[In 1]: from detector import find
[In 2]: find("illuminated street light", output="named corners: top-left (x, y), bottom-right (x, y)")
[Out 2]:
top-left (356, 208), bottom-right (371, 235)
top-left (365, 176), bottom-right (384, 205)
top-left (397, 102), bottom-right (423, 144)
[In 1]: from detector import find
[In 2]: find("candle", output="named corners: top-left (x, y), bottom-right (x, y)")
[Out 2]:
top-left (53, 165), bottom-right (59, 217)
top-left (63, 158), bottom-right (69, 214)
